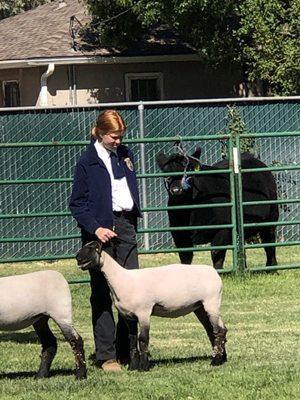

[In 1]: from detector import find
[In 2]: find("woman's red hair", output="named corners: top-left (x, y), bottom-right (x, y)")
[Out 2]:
top-left (91, 110), bottom-right (126, 139)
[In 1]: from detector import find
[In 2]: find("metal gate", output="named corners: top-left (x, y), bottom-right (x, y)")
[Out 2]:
top-left (1, 97), bottom-right (299, 273)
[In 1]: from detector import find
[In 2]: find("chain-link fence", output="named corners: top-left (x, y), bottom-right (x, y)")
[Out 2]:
top-left (1, 98), bottom-right (299, 271)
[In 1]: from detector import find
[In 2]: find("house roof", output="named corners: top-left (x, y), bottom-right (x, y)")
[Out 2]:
top-left (0, 0), bottom-right (90, 61)
top-left (0, 0), bottom-right (197, 65)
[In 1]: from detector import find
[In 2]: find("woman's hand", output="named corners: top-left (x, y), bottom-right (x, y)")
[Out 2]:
top-left (95, 227), bottom-right (117, 243)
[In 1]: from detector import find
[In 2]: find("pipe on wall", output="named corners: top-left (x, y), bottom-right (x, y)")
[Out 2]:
top-left (38, 63), bottom-right (55, 106)
top-left (68, 65), bottom-right (77, 105)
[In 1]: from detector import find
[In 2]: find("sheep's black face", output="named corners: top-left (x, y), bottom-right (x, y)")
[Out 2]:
top-left (76, 241), bottom-right (102, 270)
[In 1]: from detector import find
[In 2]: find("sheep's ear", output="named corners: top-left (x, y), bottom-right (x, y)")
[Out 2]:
top-left (96, 241), bottom-right (103, 254)
top-left (156, 152), bottom-right (169, 171)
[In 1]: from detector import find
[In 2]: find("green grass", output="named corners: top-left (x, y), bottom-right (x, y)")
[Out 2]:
top-left (0, 248), bottom-right (300, 400)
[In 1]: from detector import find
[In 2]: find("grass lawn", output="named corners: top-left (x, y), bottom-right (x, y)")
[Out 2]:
top-left (0, 247), bottom-right (299, 400)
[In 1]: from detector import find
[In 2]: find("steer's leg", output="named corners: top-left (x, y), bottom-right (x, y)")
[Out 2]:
top-left (211, 229), bottom-right (231, 269)
top-left (33, 316), bottom-right (57, 378)
top-left (171, 230), bottom-right (194, 264)
top-left (259, 227), bottom-right (278, 267)
top-left (169, 208), bottom-right (194, 264)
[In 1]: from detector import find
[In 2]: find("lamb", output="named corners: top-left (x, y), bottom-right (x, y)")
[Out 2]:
top-left (0, 270), bottom-right (87, 379)
top-left (76, 241), bottom-right (227, 371)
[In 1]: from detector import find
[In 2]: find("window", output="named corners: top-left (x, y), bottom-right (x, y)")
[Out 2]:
top-left (125, 73), bottom-right (163, 101)
top-left (3, 81), bottom-right (20, 107)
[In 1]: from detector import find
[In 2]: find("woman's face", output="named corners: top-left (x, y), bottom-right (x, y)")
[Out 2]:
top-left (101, 132), bottom-right (123, 151)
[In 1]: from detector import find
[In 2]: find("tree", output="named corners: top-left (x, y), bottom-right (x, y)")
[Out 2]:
top-left (238, 0), bottom-right (300, 95)
top-left (0, 0), bottom-right (50, 20)
top-left (82, 0), bottom-right (300, 95)
top-left (82, 0), bottom-right (240, 62)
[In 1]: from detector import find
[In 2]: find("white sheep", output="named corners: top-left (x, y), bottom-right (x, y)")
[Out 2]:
top-left (76, 241), bottom-right (227, 371)
top-left (0, 270), bottom-right (86, 379)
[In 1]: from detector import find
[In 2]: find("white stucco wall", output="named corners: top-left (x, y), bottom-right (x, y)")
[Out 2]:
top-left (0, 60), bottom-right (242, 107)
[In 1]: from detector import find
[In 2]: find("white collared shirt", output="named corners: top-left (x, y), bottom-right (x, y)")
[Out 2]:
top-left (94, 140), bottom-right (134, 212)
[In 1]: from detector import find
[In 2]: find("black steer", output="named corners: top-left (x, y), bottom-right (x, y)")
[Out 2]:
top-left (157, 148), bottom-right (279, 269)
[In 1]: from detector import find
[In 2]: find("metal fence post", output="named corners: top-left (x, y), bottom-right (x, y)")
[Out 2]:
top-left (232, 132), bottom-right (246, 273)
top-left (138, 102), bottom-right (150, 250)
top-left (228, 137), bottom-right (238, 272)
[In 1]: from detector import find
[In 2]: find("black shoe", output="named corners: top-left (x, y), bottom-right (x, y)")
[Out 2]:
top-left (117, 353), bottom-right (130, 366)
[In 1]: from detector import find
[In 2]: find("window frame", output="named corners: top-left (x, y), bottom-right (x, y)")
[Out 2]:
top-left (2, 80), bottom-right (20, 107)
top-left (125, 72), bottom-right (164, 101)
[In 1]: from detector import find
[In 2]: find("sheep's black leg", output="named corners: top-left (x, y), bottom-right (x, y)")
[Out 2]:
top-left (57, 324), bottom-right (87, 379)
top-left (33, 316), bottom-right (57, 378)
top-left (202, 301), bottom-right (227, 366)
top-left (125, 319), bottom-right (139, 371)
top-left (138, 316), bottom-right (150, 371)
top-left (194, 304), bottom-right (215, 347)
top-left (210, 326), bottom-right (227, 366)
top-left (128, 334), bottom-right (140, 370)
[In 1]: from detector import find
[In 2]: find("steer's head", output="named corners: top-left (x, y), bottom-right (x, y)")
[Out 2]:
top-left (156, 147), bottom-right (202, 196)
top-left (76, 241), bottom-right (103, 270)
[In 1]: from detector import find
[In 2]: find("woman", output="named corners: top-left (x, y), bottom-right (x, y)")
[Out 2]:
top-left (69, 109), bottom-right (141, 371)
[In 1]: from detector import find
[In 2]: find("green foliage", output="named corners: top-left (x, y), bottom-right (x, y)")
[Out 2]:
top-left (238, 0), bottom-right (300, 95)
top-left (166, 0), bottom-right (240, 63)
top-left (0, 0), bottom-right (49, 20)
top-left (82, 0), bottom-right (300, 95)
top-left (80, 0), bottom-right (145, 48)
top-left (82, 0), bottom-right (240, 63)
top-left (227, 106), bottom-right (256, 154)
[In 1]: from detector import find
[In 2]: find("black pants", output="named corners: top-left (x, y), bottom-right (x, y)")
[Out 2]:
top-left (81, 211), bottom-right (139, 362)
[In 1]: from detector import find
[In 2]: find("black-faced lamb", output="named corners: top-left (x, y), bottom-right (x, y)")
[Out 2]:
top-left (0, 270), bottom-right (86, 379)
top-left (76, 241), bottom-right (227, 371)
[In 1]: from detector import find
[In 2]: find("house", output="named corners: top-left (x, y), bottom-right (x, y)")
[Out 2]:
top-left (0, 0), bottom-right (243, 107)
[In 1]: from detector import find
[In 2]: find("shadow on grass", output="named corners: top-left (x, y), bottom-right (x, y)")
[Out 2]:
top-left (0, 368), bottom-right (75, 380)
top-left (0, 331), bottom-right (38, 343)
top-left (88, 352), bottom-right (211, 370)
top-left (0, 331), bottom-right (67, 344)
top-left (150, 354), bottom-right (211, 368)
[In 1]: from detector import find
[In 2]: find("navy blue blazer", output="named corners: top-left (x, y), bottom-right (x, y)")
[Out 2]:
top-left (69, 139), bottom-right (141, 234)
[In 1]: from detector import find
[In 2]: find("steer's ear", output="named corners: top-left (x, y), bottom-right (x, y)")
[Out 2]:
top-left (156, 152), bottom-right (168, 171)
top-left (189, 147), bottom-right (201, 171)
top-left (189, 147), bottom-right (202, 169)
top-left (193, 147), bottom-right (202, 159)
